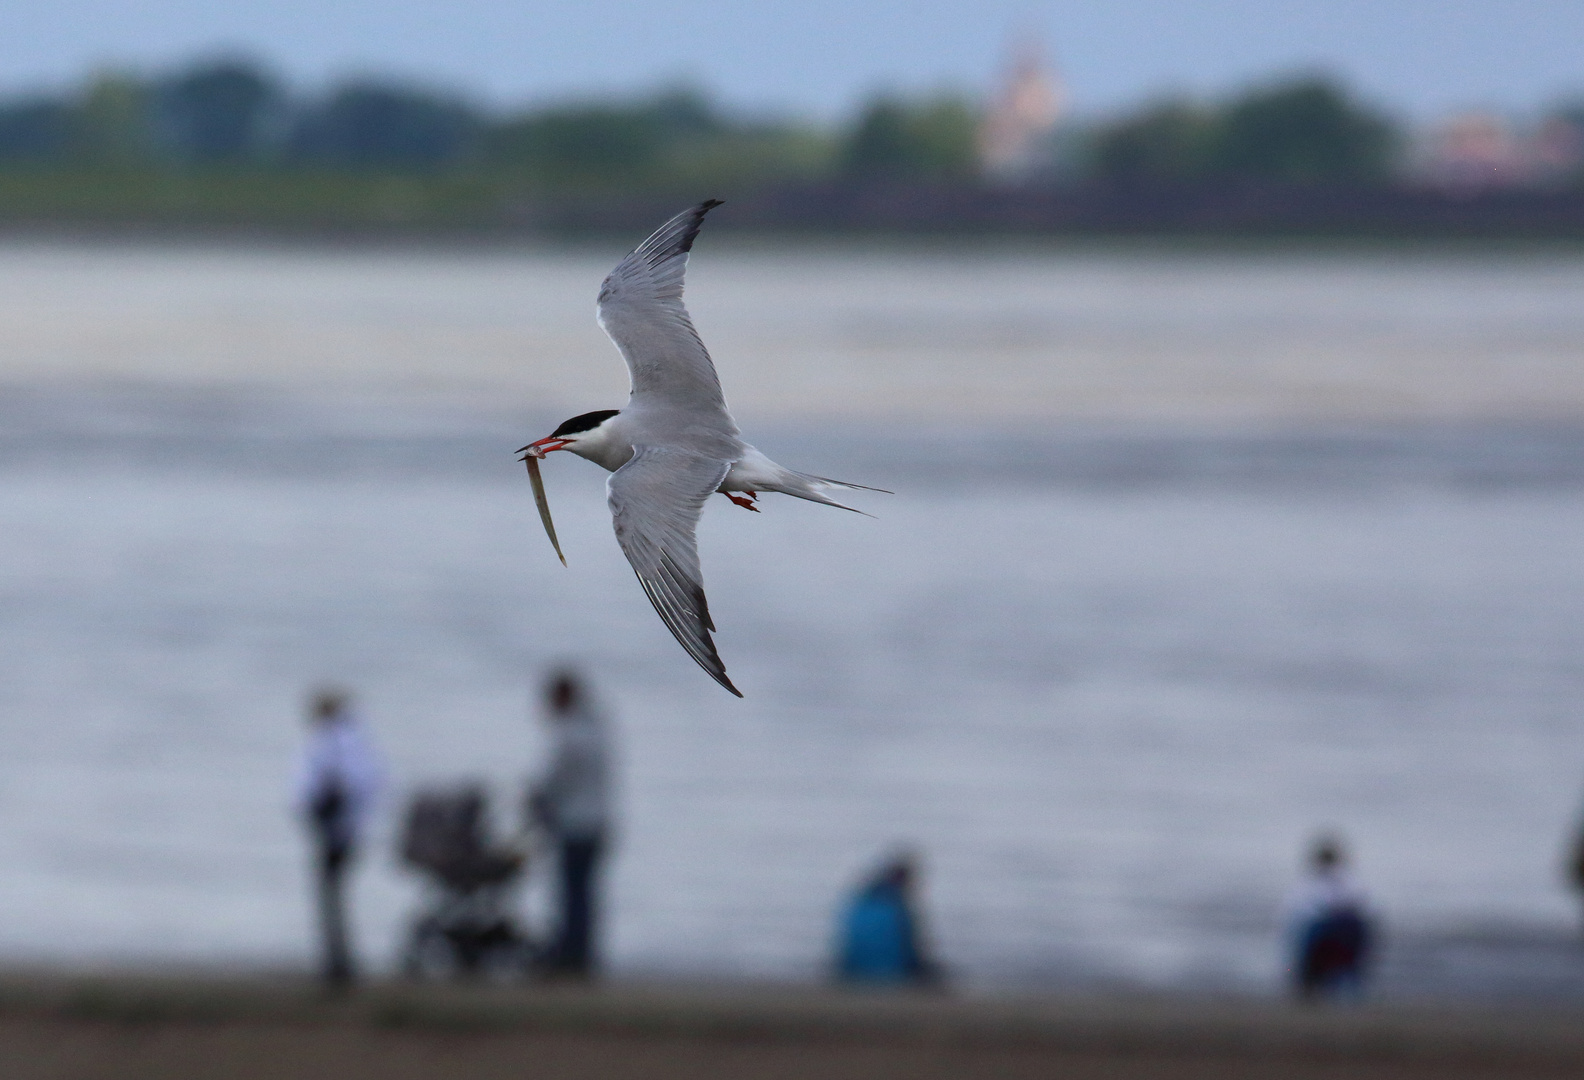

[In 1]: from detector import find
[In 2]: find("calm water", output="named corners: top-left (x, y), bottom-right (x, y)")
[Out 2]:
top-left (2, 243), bottom-right (1584, 999)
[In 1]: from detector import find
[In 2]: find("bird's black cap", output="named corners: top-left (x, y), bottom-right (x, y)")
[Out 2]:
top-left (550, 409), bottom-right (621, 438)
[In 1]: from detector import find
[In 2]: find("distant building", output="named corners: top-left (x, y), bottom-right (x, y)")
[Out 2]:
top-left (978, 42), bottom-right (1064, 183)
top-left (1414, 110), bottom-right (1584, 192)
top-left (1419, 112), bottom-right (1526, 192)
top-left (1532, 114), bottom-right (1584, 185)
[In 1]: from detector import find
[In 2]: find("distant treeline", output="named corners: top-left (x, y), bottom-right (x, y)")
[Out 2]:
top-left (0, 59), bottom-right (834, 190)
top-left (1087, 82), bottom-right (1399, 186)
top-left (0, 58), bottom-right (1400, 184)
top-left (0, 56), bottom-right (1579, 232)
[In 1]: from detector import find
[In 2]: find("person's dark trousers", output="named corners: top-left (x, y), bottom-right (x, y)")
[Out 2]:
top-left (316, 843), bottom-right (355, 987)
top-left (551, 834), bottom-right (603, 975)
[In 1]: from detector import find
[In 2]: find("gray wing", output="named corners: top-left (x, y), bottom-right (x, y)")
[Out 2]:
top-left (607, 445), bottom-right (742, 697)
top-left (596, 201), bottom-right (735, 422)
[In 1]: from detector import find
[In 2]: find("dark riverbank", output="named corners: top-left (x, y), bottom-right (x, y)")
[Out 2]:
top-left (1, 172), bottom-right (1583, 242)
top-left (2, 971), bottom-right (1583, 1079)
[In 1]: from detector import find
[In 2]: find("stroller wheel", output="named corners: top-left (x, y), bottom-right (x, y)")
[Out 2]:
top-left (401, 919), bottom-right (458, 981)
top-left (481, 934), bottom-right (536, 981)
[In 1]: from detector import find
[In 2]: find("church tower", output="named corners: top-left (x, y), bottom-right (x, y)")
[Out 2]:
top-left (978, 39), bottom-right (1065, 182)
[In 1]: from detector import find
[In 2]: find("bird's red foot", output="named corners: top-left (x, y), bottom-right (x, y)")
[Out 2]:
top-left (725, 491), bottom-right (760, 512)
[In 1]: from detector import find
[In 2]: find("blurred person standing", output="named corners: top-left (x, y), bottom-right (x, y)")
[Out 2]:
top-left (526, 669), bottom-right (613, 977)
top-left (293, 687), bottom-right (384, 988)
top-left (1284, 834), bottom-right (1374, 1002)
top-left (835, 850), bottom-right (942, 987)
top-left (1567, 811), bottom-right (1584, 936)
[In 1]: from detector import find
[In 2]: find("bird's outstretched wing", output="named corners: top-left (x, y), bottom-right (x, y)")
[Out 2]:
top-left (596, 200), bottom-right (734, 421)
top-left (607, 445), bottom-right (742, 696)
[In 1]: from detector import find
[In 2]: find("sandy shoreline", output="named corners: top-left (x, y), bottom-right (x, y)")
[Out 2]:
top-left (1, 972), bottom-right (1582, 1079)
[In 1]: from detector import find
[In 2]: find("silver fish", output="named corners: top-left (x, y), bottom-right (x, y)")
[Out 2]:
top-left (524, 452), bottom-right (566, 567)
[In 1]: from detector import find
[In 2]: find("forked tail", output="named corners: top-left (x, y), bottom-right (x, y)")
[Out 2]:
top-left (781, 472), bottom-right (893, 515)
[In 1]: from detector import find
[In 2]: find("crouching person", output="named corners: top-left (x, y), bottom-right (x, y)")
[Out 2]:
top-left (835, 850), bottom-right (943, 988)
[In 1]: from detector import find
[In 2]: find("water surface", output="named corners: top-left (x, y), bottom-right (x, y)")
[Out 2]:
top-left (2, 243), bottom-right (1584, 999)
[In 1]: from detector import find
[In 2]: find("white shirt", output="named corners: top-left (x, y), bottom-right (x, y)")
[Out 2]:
top-left (292, 714), bottom-right (385, 846)
top-left (1284, 867), bottom-right (1367, 933)
top-left (532, 706), bottom-right (612, 840)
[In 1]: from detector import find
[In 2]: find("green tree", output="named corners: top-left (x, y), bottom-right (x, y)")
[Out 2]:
top-left (840, 94), bottom-right (978, 180)
top-left (71, 72), bottom-right (156, 165)
top-left (1210, 77), bottom-right (1398, 182)
top-left (159, 58), bottom-right (281, 163)
top-left (288, 81), bottom-right (479, 170)
top-left (1091, 99), bottom-right (1219, 182)
top-left (0, 99), bottom-right (72, 162)
top-left (486, 88), bottom-right (727, 186)
top-left (490, 105), bottom-right (664, 182)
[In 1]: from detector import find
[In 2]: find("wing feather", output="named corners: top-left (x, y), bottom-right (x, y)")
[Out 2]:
top-left (607, 445), bottom-right (741, 696)
top-left (596, 201), bottom-right (735, 421)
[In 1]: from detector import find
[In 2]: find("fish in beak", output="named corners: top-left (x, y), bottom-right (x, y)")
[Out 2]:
top-left (518, 440), bottom-right (568, 566)
top-left (517, 436), bottom-right (570, 458)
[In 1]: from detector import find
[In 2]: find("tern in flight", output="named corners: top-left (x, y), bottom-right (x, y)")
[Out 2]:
top-left (518, 200), bottom-right (884, 696)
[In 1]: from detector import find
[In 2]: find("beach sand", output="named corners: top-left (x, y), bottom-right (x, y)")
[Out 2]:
top-left (1, 973), bottom-right (1581, 1079)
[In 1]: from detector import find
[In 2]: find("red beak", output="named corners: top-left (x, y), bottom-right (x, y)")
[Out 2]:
top-left (517, 436), bottom-right (571, 459)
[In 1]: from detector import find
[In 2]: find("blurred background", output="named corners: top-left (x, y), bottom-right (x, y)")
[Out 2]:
top-left (1, 0), bottom-right (1584, 1003)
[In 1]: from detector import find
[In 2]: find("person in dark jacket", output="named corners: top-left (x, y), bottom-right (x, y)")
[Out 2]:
top-left (835, 851), bottom-right (941, 987)
top-left (526, 670), bottom-right (612, 977)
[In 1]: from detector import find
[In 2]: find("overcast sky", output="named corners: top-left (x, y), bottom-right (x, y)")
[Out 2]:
top-left (3, 1), bottom-right (1581, 120)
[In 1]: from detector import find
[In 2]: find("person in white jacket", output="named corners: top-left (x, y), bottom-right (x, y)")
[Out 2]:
top-left (293, 687), bottom-right (384, 987)
top-left (1283, 834), bottom-right (1373, 1000)
top-left (527, 670), bottom-right (612, 976)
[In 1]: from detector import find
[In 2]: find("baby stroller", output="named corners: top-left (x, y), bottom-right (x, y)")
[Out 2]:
top-left (398, 784), bottom-right (538, 979)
